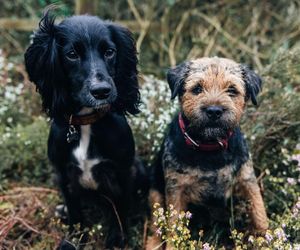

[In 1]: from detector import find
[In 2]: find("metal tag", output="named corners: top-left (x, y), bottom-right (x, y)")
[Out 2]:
top-left (66, 125), bottom-right (79, 143)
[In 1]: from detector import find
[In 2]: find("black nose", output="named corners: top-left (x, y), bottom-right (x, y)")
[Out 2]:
top-left (90, 84), bottom-right (111, 100)
top-left (205, 106), bottom-right (224, 120)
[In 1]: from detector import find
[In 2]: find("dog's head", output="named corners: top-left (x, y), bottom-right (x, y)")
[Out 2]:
top-left (25, 11), bottom-right (140, 118)
top-left (167, 57), bottom-right (262, 140)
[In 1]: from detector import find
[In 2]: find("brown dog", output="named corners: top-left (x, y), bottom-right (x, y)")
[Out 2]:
top-left (146, 57), bottom-right (268, 249)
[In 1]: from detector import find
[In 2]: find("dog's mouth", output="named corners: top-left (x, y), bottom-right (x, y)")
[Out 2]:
top-left (188, 119), bottom-right (234, 141)
top-left (199, 127), bottom-right (228, 141)
top-left (94, 103), bottom-right (111, 113)
top-left (186, 127), bottom-right (228, 142)
top-left (80, 92), bottom-right (117, 109)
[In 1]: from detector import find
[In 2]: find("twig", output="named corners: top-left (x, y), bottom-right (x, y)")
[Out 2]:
top-left (192, 10), bottom-right (267, 59)
top-left (127, 0), bottom-right (143, 27)
top-left (0, 30), bottom-right (23, 53)
top-left (13, 217), bottom-right (42, 235)
top-left (203, 29), bottom-right (218, 57)
top-left (11, 187), bottom-right (58, 194)
top-left (127, 0), bottom-right (152, 53)
top-left (142, 217), bottom-right (148, 248)
top-left (168, 11), bottom-right (190, 66)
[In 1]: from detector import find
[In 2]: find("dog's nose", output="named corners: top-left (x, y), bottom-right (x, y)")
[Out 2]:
top-left (205, 106), bottom-right (224, 120)
top-left (90, 84), bottom-right (111, 100)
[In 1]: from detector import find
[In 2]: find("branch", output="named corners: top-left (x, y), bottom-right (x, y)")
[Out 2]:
top-left (192, 10), bottom-right (267, 59)
top-left (168, 11), bottom-right (190, 66)
top-left (127, 0), bottom-right (143, 26)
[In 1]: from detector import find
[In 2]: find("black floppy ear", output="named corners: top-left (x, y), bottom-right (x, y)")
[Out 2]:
top-left (108, 23), bottom-right (140, 115)
top-left (240, 64), bottom-right (262, 106)
top-left (24, 10), bottom-right (67, 118)
top-left (167, 62), bottom-right (189, 100)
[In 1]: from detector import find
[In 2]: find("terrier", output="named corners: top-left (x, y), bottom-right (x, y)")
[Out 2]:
top-left (146, 57), bottom-right (268, 249)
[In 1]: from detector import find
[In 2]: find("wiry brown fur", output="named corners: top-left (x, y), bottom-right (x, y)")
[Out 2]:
top-left (236, 160), bottom-right (269, 232)
top-left (181, 58), bottom-right (246, 136)
top-left (146, 57), bottom-right (268, 250)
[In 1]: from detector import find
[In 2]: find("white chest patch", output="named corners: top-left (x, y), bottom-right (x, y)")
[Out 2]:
top-left (73, 125), bottom-right (100, 190)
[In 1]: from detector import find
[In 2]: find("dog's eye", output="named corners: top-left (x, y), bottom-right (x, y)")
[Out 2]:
top-left (66, 50), bottom-right (79, 60)
top-left (104, 49), bottom-right (116, 59)
top-left (191, 85), bottom-right (202, 95)
top-left (227, 86), bottom-right (239, 97)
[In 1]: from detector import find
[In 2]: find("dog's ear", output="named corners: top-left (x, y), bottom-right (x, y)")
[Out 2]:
top-left (167, 62), bottom-right (189, 100)
top-left (24, 10), bottom-right (67, 118)
top-left (108, 23), bottom-right (140, 115)
top-left (240, 64), bottom-right (262, 106)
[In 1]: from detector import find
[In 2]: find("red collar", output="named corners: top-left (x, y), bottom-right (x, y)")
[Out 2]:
top-left (67, 105), bottom-right (110, 126)
top-left (178, 113), bottom-right (233, 151)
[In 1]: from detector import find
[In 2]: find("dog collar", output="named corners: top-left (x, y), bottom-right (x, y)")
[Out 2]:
top-left (178, 113), bottom-right (233, 151)
top-left (65, 106), bottom-right (110, 143)
top-left (67, 105), bottom-right (111, 126)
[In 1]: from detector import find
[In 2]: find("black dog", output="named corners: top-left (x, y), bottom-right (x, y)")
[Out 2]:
top-left (25, 11), bottom-right (140, 249)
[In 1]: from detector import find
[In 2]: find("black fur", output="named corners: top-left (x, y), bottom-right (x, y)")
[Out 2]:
top-left (24, 11), bottom-right (140, 249)
top-left (240, 64), bottom-right (262, 105)
top-left (25, 11), bottom-right (140, 117)
top-left (167, 61), bottom-right (190, 99)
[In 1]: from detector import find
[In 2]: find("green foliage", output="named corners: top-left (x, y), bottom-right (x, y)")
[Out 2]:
top-left (0, 49), bottom-right (41, 127)
top-left (0, 117), bottom-right (50, 186)
top-left (152, 203), bottom-right (210, 249)
top-left (1, 0), bottom-right (73, 18)
top-left (151, 200), bottom-right (300, 249)
top-left (242, 47), bottom-right (300, 216)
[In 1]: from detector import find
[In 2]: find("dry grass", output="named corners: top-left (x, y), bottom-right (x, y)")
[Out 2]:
top-left (0, 186), bottom-right (63, 250)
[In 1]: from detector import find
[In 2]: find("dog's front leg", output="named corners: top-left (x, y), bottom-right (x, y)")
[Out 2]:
top-left (236, 160), bottom-right (268, 233)
top-left (61, 186), bottom-right (82, 228)
top-left (164, 178), bottom-right (189, 250)
top-left (101, 189), bottom-right (130, 249)
top-left (57, 178), bottom-right (84, 250)
top-left (57, 171), bottom-right (82, 227)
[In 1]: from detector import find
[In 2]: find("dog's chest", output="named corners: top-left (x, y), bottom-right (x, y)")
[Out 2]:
top-left (163, 148), bottom-right (234, 206)
top-left (73, 125), bottom-right (100, 190)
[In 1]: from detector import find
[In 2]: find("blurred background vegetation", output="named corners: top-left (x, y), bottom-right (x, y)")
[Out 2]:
top-left (0, 0), bottom-right (299, 249)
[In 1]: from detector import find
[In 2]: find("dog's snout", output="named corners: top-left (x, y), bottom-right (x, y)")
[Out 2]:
top-left (90, 83), bottom-right (111, 100)
top-left (205, 106), bottom-right (224, 120)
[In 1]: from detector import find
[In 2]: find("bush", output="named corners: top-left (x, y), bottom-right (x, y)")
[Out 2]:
top-left (0, 49), bottom-right (41, 127)
top-left (0, 117), bottom-right (50, 186)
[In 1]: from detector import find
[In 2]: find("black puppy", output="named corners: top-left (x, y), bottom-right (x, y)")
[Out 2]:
top-left (25, 11), bottom-right (140, 248)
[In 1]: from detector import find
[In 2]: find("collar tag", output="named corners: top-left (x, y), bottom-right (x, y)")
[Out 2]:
top-left (66, 125), bottom-right (79, 143)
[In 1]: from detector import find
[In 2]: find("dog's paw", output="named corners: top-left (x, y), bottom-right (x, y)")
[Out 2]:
top-left (57, 239), bottom-right (77, 250)
top-left (55, 204), bottom-right (68, 222)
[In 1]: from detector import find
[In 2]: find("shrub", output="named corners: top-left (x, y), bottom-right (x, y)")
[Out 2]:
top-left (0, 49), bottom-right (41, 127)
top-left (0, 117), bottom-right (50, 186)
